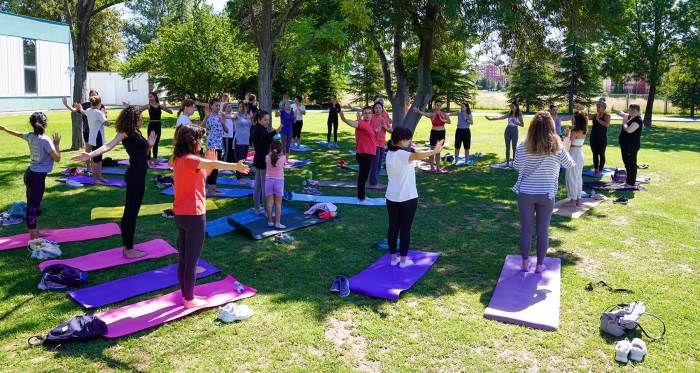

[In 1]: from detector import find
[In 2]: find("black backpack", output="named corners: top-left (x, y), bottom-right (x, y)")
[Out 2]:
top-left (612, 168), bottom-right (627, 183)
top-left (102, 157), bottom-right (118, 167)
top-left (29, 315), bottom-right (107, 346)
top-left (39, 264), bottom-right (88, 291)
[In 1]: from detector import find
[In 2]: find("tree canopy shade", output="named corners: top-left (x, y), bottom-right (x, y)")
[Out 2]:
top-left (122, 0), bottom-right (194, 56)
top-left (506, 53), bottom-right (556, 112)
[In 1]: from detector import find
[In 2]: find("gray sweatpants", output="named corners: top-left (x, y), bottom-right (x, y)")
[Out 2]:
top-left (517, 193), bottom-right (554, 265)
top-left (253, 167), bottom-right (267, 210)
top-left (504, 126), bottom-right (518, 162)
top-left (174, 214), bottom-right (206, 301)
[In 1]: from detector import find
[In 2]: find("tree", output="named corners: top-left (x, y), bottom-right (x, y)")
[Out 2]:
top-left (506, 54), bottom-right (557, 112)
top-left (664, 0), bottom-right (700, 117)
top-left (87, 8), bottom-right (124, 71)
top-left (556, 31), bottom-right (603, 113)
top-left (308, 62), bottom-right (336, 105)
top-left (347, 40), bottom-right (383, 107)
top-left (122, 0), bottom-right (194, 56)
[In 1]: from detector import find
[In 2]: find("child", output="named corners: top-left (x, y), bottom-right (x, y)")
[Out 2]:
top-left (75, 95), bottom-right (109, 184)
top-left (414, 100), bottom-right (451, 172)
top-left (170, 124), bottom-right (249, 308)
top-left (385, 127), bottom-right (444, 267)
top-left (448, 102), bottom-right (474, 164)
top-left (339, 106), bottom-right (377, 205)
top-left (486, 103), bottom-right (525, 168)
top-left (265, 139), bottom-right (286, 228)
top-left (0, 113), bottom-right (61, 241)
top-left (176, 99), bottom-right (196, 127)
top-left (252, 110), bottom-right (282, 214)
top-left (275, 102), bottom-right (294, 156)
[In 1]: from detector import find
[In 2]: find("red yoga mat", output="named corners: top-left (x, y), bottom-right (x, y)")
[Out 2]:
top-left (38, 239), bottom-right (177, 272)
top-left (0, 223), bottom-right (120, 251)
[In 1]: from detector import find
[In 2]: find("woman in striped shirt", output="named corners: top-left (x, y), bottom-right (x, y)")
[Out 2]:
top-left (512, 111), bottom-right (575, 273)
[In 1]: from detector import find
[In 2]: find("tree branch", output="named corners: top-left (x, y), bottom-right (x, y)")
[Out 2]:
top-left (272, 36), bottom-right (318, 78)
top-left (272, 0), bottom-right (304, 42)
top-left (93, 0), bottom-right (124, 15)
top-left (366, 27), bottom-right (394, 101)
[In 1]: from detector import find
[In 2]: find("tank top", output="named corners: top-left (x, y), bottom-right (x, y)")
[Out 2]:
top-left (457, 112), bottom-right (472, 129)
top-left (507, 117), bottom-right (520, 127)
top-left (591, 115), bottom-right (608, 139)
top-left (122, 132), bottom-right (149, 173)
top-left (431, 112), bottom-right (446, 127)
top-left (619, 116), bottom-right (643, 149)
top-left (148, 105), bottom-right (162, 123)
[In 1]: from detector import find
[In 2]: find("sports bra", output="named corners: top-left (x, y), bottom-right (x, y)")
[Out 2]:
top-left (431, 113), bottom-right (446, 127)
top-left (507, 117), bottom-right (520, 127)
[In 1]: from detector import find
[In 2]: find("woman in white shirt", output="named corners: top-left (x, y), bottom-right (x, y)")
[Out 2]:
top-left (221, 103), bottom-right (236, 162)
top-left (291, 95), bottom-right (306, 149)
top-left (564, 112), bottom-right (588, 206)
top-left (385, 127), bottom-right (444, 268)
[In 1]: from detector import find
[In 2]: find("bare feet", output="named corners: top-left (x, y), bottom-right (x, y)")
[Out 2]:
top-left (183, 296), bottom-right (208, 308)
top-left (521, 259), bottom-right (529, 272)
top-left (123, 248), bottom-right (147, 258)
top-left (195, 265), bottom-right (206, 274)
top-left (575, 199), bottom-right (581, 206)
top-left (535, 264), bottom-right (546, 273)
top-left (254, 209), bottom-right (261, 215)
top-left (93, 179), bottom-right (106, 185)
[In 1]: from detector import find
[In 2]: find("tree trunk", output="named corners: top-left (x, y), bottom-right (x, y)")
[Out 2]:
top-left (256, 2), bottom-right (273, 112)
top-left (402, 30), bottom-right (435, 132)
top-left (69, 15), bottom-right (91, 150)
top-left (391, 27), bottom-right (409, 129)
top-left (643, 77), bottom-right (657, 128)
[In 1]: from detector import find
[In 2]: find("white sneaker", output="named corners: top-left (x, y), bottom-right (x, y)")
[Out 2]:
top-left (274, 223), bottom-right (286, 229)
top-left (267, 221), bottom-right (274, 227)
top-left (218, 303), bottom-right (254, 322)
top-left (399, 259), bottom-right (414, 268)
top-left (390, 256), bottom-right (400, 266)
top-left (629, 338), bottom-right (647, 362)
top-left (615, 339), bottom-right (632, 363)
top-left (359, 199), bottom-right (373, 206)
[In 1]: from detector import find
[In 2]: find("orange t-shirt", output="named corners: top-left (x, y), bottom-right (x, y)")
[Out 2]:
top-left (173, 154), bottom-right (207, 215)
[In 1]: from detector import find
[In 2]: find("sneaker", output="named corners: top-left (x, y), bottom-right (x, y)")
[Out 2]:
top-left (274, 223), bottom-right (286, 229)
top-left (359, 199), bottom-right (373, 206)
top-left (0, 214), bottom-right (22, 226)
top-left (629, 338), bottom-right (647, 362)
top-left (338, 276), bottom-right (350, 297)
top-left (162, 209), bottom-right (174, 218)
top-left (615, 339), bottom-right (632, 363)
top-left (390, 256), bottom-right (400, 266)
top-left (274, 233), bottom-right (294, 244)
top-left (330, 275), bottom-right (346, 292)
top-left (218, 303), bottom-right (253, 322)
top-left (267, 221), bottom-right (274, 227)
top-left (399, 258), bottom-right (414, 268)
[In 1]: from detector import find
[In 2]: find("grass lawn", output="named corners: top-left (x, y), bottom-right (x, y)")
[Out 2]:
top-left (0, 109), bottom-right (698, 371)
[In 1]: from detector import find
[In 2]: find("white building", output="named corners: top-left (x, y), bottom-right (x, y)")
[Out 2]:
top-left (85, 72), bottom-right (150, 106)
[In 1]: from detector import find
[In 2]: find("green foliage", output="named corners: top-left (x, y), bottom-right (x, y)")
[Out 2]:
top-left (556, 32), bottom-right (603, 112)
top-left (122, 0), bottom-right (194, 56)
top-left (506, 54), bottom-right (557, 112)
top-left (347, 40), bottom-right (383, 106)
top-left (430, 41), bottom-right (478, 109)
top-left (308, 62), bottom-right (337, 105)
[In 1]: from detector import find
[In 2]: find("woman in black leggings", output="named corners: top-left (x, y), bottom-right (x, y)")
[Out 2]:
top-left (589, 98), bottom-right (610, 176)
top-left (136, 92), bottom-right (172, 162)
top-left (612, 104), bottom-right (643, 186)
top-left (327, 95), bottom-right (341, 147)
top-left (74, 106), bottom-right (156, 258)
top-left (339, 106), bottom-right (377, 205)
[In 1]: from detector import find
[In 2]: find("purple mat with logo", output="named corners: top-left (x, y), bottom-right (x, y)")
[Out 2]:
top-left (483, 255), bottom-right (561, 331)
top-left (57, 175), bottom-right (126, 188)
top-left (349, 250), bottom-right (440, 301)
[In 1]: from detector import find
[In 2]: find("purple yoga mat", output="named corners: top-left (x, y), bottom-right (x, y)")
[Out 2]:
top-left (57, 175), bottom-right (126, 187)
top-left (349, 250), bottom-right (441, 301)
top-left (68, 260), bottom-right (220, 308)
top-left (0, 223), bottom-right (120, 251)
top-left (483, 255), bottom-right (561, 331)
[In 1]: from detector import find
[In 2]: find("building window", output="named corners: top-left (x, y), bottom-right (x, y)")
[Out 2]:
top-left (127, 79), bottom-right (133, 92)
top-left (23, 38), bottom-right (37, 94)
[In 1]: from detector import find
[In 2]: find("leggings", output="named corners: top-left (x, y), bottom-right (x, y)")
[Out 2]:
top-left (517, 193), bottom-right (554, 265)
top-left (386, 198), bottom-right (418, 257)
top-left (23, 168), bottom-right (47, 230)
top-left (253, 167), bottom-right (267, 210)
top-left (234, 144), bottom-right (249, 179)
top-left (621, 145), bottom-right (639, 185)
top-left (121, 169), bottom-right (146, 250)
top-left (223, 137), bottom-right (235, 163)
top-left (590, 136), bottom-right (607, 171)
top-left (327, 117), bottom-right (338, 143)
top-left (206, 149), bottom-right (223, 186)
top-left (504, 126), bottom-right (518, 163)
top-left (147, 121), bottom-right (162, 159)
top-left (281, 132), bottom-right (292, 154)
top-left (356, 153), bottom-right (374, 200)
top-left (174, 214), bottom-right (206, 301)
top-left (369, 147), bottom-right (385, 186)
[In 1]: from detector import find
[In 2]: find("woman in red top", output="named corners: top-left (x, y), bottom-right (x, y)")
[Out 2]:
top-left (414, 100), bottom-right (451, 172)
top-left (340, 106), bottom-right (378, 205)
top-left (369, 101), bottom-right (393, 187)
top-left (170, 125), bottom-right (249, 308)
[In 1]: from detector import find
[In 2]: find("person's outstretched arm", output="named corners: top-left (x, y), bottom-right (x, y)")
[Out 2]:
top-left (412, 107), bottom-right (433, 119)
top-left (409, 139), bottom-right (444, 161)
top-left (339, 110), bottom-right (359, 128)
top-left (72, 132), bottom-right (127, 161)
top-left (0, 124), bottom-right (24, 139)
top-left (198, 159), bottom-right (250, 173)
top-left (484, 114), bottom-right (508, 121)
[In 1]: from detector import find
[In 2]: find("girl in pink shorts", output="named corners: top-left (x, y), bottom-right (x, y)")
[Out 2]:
top-left (265, 139), bottom-right (286, 228)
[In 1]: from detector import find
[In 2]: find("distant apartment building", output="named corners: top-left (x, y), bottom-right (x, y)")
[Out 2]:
top-left (481, 63), bottom-right (507, 84)
top-left (603, 78), bottom-right (649, 94)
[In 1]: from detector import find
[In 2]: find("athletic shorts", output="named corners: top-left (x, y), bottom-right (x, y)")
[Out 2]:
top-left (455, 128), bottom-right (471, 149)
top-left (92, 132), bottom-right (103, 163)
top-left (429, 129), bottom-right (446, 147)
top-left (265, 178), bottom-right (284, 197)
top-left (293, 120), bottom-right (303, 138)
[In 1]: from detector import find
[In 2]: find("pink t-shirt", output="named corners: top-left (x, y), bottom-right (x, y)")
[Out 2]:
top-left (265, 154), bottom-right (286, 179)
top-left (173, 154), bottom-right (206, 215)
top-left (370, 114), bottom-right (391, 147)
top-left (355, 119), bottom-right (377, 155)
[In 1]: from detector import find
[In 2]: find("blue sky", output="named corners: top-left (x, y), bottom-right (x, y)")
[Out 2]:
top-left (206, 0), bottom-right (228, 12)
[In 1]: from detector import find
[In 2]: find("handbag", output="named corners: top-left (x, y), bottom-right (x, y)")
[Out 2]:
top-left (600, 301), bottom-right (666, 340)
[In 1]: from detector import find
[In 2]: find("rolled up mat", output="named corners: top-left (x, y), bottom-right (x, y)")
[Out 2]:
top-left (342, 164), bottom-right (387, 176)
top-left (206, 206), bottom-right (298, 237)
top-left (483, 255), bottom-right (561, 331)
top-left (349, 250), bottom-right (441, 301)
top-left (68, 260), bottom-right (220, 309)
top-left (290, 193), bottom-right (386, 206)
top-left (216, 177), bottom-right (254, 187)
top-left (96, 275), bottom-right (256, 338)
top-left (57, 175), bottom-right (126, 187)
top-left (582, 168), bottom-right (615, 178)
top-left (582, 182), bottom-right (647, 191)
top-left (0, 222), bottom-right (120, 251)
top-left (91, 200), bottom-right (218, 220)
top-left (552, 198), bottom-right (605, 218)
top-left (229, 210), bottom-right (331, 240)
top-left (38, 239), bottom-right (177, 272)
top-left (313, 180), bottom-right (386, 190)
top-left (160, 186), bottom-right (253, 198)
top-left (284, 159), bottom-right (312, 168)
top-left (118, 159), bottom-right (171, 170)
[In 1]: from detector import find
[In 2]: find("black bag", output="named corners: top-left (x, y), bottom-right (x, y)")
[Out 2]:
top-left (39, 264), bottom-right (88, 291)
top-left (600, 302), bottom-right (666, 340)
top-left (612, 168), bottom-right (627, 183)
top-left (102, 157), bottom-right (118, 167)
top-left (29, 315), bottom-right (107, 345)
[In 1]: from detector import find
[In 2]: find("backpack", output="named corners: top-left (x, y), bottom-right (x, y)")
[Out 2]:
top-left (39, 264), bottom-right (88, 291)
top-left (28, 315), bottom-right (107, 346)
top-left (600, 301), bottom-right (666, 340)
top-left (612, 168), bottom-right (627, 183)
top-left (8, 201), bottom-right (26, 218)
top-left (102, 157), bottom-right (118, 167)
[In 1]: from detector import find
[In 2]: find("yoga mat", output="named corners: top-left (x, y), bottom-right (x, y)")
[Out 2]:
top-left (160, 186), bottom-right (253, 198)
top-left (342, 164), bottom-right (387, 176)
top-left (349, 250), bottom-right (441, 301)
top-left (57, 175), bottom-right (126, 188)
top-left (91, 200), bottom-right (218, 220)
top-left (216, 177), bottom-right (254, 187)
top-left (416, 161), bottom-right (453, 173)
top-left (38, 239), bottom-right (177, 272)
top-left (118, 159), bottom-right (171, 170)
top-left (582, 168), bottom-right (615, 178)
top-left (290, 193), bottom-right (386, 206)
top-left (489, 163), bottom-right (514, 170)
top-left (483, 255), bottom-right (561, 331)
top-left (583, 182), bottom-right (647, 191)
top-left (313, 180), bottom-right (386, 190)
top-left (206, 206), bottom-right (297, 237)
top-left (315, 141), bottom-right (343, 149)
top-left (229, 210), bottom-right (331, 240)
top-left (552, 198), bottom-right (605, 218)
top-left (68, 260), bottom-right (220, 309)
top-left (97, 275), bottom-right (256, 338)
top-left (0, 223), bottom-right (120, 251)
top-left (285, 159), bottom-right (312, 168)
top-left (62, 167), bottom-right (127, 176)
top-left (291, 144), bottom-right (313, 151)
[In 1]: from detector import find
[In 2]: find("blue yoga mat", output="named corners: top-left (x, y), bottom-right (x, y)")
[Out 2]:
top-left (160, 186), bottom-right (253, 198)
top-left (316, 141), bottom-right (343, 149)
top-left (67, 260), bottom-right (220, 309)
top-left (582, 168), bottom-right (616, 178)
top-left (286, 159), bottom-right (312, 168)
top-left (290, 193), bottom-right (386, 206)
top-left (206, 206), bottom-right (298, 237)
top-left (291, 144), bottom-right (314, 151)
top-left (216, 177), bottom-right (254, 187)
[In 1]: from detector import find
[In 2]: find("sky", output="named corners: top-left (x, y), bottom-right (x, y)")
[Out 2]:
top-left (206, 0), bottom-right (228, 12)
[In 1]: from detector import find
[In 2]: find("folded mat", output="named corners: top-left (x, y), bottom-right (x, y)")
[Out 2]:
top-left (583, 182), bottom-right (647, 191)
top-left (216, 177), bottom-right (254, 187)
top-left (552, 198), bottom-right (605, 218)
top-left (38, 239), bottom-right (177, 272)
top-left (315, 141), bottom-right (343, 149)
top-left (285, 159), bottom-right (312, 168)
top-left (290, 193), bottom-right (386, 206)
top-left (206, 206), bottom-right (297, 237)
top-left (483, 255), bottom-right (561, 331)
top-left (582, 168), bottom-right (616, 178)
top-left (91, 200), bottom-right (218, 220)
top-left (229, 210), bottom-right (331, 240)
top-left (349, 250), bottom-right (441, 301)
top-left (96, 275), bottom-right (256, 338)
top-left (313, 180), bottom-right (386, 190)
top-left (489, 163), bottom-right (515, 170)
top-left (118, 159), bottom-right (171, 170)
top-left (57, 175), bottom-right (126, 187)
top-left (68, 260), bottom-right (220, 309)
top-left (0, 223), bottom-right (120, 251)
top-left (160, 186), bottom-right (253, 198)
top-left (342, 164), bottom-right (387, 176)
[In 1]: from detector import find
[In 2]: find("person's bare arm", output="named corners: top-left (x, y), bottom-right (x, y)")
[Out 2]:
top-left (72, 132), bottom-right (127, 161)
top-left (339, 111), bottom-right (359, 128)
top-left (412, 107), bottom-right (432, 119)
top-left (444, 113), bottom-right (452, 124)
top-left (161, 105), bottom-right (173, 114)
top-left (485, 114), bottom-right (508, 121)
top-left (49, 133), bottom-right (61, 162)
top-left (517, 115), bottom-right (524, 127)
top-left (409, 140), bottom-right (444, 161)
top-left (198, 159), bottom-right (250, 173)
top-left (623, 122), bottom-right (640, 133)
top-left (0, 125), bottom-right (24, 139)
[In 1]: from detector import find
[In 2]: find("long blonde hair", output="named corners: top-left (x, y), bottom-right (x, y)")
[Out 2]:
top-left (525, 111), bottom-right (561, 155)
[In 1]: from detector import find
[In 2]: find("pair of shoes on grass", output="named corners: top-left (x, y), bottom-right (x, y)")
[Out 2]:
top-left (218, 303), bottom-right (253, 322)
top-left (330, 275), bottom-right (350, 297)
top-left (615, 338), bottom-right (647, 363)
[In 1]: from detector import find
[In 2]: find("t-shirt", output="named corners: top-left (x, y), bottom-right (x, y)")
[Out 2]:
top-left (554, 116), bottom-right (562, 136)
top-left (85, 107), bottom-right (108, 146)
top-left (355, 119), bottom-right (376, 155)
top-left (252, 125), bottom-right (277, 169)
top-left (222, 114), bottom-right (235, 138)
top-left (81, 102), bottom-right (105, 134)
top-left (176, 114), bottom-right (191, 127)
top-left (234, 113), bottom-right (252, 145)
top-left (122, 131), bottom-right (149, 173)
top-left (370, 115), bottom-right (390, 147)
top-left (23, 133), bottom-right (56, 173)
top-left (205, 113), bottom-right (224, 149)
top-left (385, 149), bottom-right (418, 202)
top-left (512, 142), bottom-right (575, 200)
top-left (457, 112), bottom-right (472, 129)
top-left (173, 154), bottom-right (206, 216)
top-left (279, 110), bottom-right (294, 135)
top-left (291, 103), bottom-right (305, 121)
top-left (619, 116), bottom-right (643, 149)
top-left (328, 103), bottom-right (341, 120)
top-left (507, 116), bottom-right (521, 127)
top-left (265, 154), bottom-right (286, 179)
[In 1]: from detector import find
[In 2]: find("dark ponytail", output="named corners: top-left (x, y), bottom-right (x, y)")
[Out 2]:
top-left (387, 127), bottom-right (414, 152)
top-left (269, 140), bottom-right (283, 166)
top-left (29, 112), bottom-right (47, 135)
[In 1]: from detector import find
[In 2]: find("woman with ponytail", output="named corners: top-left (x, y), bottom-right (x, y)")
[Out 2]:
top-left (251, 110), bottom-right (282, 214)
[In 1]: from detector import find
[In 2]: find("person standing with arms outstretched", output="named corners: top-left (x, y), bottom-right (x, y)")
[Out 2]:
top-left (414, 100), bottom-right (451, 172)
top-left (612, 104), bottom-right (643, 187)
top-left (327, 95), bottom-right (342, 148)
top-left (339, 107), bottom-right (378, 205)
top-left (589, 98), bottom-right (611, 177)
top-left (486, 103), bottom-right (524, 168)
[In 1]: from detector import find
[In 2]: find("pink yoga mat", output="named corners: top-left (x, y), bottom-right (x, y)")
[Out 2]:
top-left (483, 255), bottom-right (561, 331)
top-left (38, 239), bottom-right (177, 272)
top-left (97, 275), bottom-right (256, 338)
top-left (0, 223), bottom-right (120, 251)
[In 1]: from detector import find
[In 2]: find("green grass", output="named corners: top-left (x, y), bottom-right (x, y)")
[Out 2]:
top-left (0, 109), bottom-right (698, 371)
